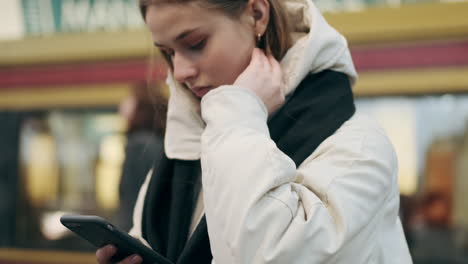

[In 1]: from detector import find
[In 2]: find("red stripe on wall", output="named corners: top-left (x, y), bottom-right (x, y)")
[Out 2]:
top-left (1, 40), bottom-right (467, 89)
top-left (352, 40), bottom-right (468, 71)
top-left (0, 59), bottom-right (167, 89)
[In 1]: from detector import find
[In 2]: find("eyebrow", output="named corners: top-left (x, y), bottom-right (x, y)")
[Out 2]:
top-left (153, 28), bottom-right (200, 47)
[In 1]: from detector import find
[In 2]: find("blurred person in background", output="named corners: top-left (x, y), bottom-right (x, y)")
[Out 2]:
top-left (117, 83), bottom-right (166, 232)
top-left (400, 194), bottom-right (418, 250)
top-left (411, 192), bottom-right (467, 264)
top-left (97, 0), bottom-right (412, 263)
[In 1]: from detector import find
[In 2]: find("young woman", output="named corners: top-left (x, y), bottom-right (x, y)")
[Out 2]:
top-left (97, 0), bottom-right (412, 263)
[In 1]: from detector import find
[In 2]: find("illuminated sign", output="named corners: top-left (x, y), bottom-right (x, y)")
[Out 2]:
top-left (21, 0), bottom-right (144, 36)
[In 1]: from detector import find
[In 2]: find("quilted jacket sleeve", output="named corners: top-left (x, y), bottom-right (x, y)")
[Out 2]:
top-left (200, 86), bottom-right (411, 264)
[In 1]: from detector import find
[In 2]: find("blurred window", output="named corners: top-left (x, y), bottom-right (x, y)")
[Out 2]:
top-left (14, 108), bottom-right (126, 251)
top-left (356, 94), bottom-right (468, 263)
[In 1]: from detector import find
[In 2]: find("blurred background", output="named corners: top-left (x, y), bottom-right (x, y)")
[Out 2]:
top-left (0, 0), bottom-right (467, 263)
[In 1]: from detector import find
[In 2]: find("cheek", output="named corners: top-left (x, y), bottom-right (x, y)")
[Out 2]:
top-left (203, 34), bottom-right (254, 85)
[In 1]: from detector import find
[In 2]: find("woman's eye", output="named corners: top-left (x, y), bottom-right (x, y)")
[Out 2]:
top-left (189, 39), bottom-right (206, 51)
top-left (161, 48), bottom-right (174, 57)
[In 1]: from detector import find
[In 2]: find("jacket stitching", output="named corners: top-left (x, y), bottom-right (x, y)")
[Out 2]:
top-left (264, 193), bottom-right (295, 219)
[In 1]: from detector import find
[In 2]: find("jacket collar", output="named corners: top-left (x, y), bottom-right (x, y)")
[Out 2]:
top-left (164, 0), bottom-right (357, 160)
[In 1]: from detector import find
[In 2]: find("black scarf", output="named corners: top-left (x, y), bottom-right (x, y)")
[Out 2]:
top-left (142, 70), bottom-right (355, 263)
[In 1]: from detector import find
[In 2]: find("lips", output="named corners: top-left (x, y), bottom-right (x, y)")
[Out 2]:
top-left (191, 86), bottom-right (212, 98)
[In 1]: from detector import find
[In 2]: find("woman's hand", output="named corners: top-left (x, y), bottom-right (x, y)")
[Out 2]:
top-left (234, 48), bottom-right (285, 115)
top-left (96, 245), bottom-right (143, 264)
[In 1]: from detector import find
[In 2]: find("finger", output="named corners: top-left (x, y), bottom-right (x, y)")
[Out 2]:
top-left (250, 48), bottom-right (265, 69)
top-left (244, 48), bottom-right (259, 72)
top-left (96, 245), bottom-right (117, 264)
top-left (257, 48), bottom-right (269, 70)
top-left (253, 48), bottom-right (269, 70)
top-left (269, 55), bottom-right (282, 82)
top-left (119, 254), bottom-right (143, 264)
top-left (265, 44), bottom-right (272, 57)
top-left (265, 54), bottom-right (275, 73)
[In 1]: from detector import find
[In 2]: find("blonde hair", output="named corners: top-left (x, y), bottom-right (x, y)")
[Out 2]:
top-left (139, 0), bottom-right (292, 61)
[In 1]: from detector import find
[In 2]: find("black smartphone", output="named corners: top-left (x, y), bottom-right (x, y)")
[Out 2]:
top-left (60, 214), bottom-right (172, 264)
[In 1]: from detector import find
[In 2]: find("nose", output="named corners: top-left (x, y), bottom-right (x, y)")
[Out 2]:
top-left (172, 52), bottom-right (197, 84)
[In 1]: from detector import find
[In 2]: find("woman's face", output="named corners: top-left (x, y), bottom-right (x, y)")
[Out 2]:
top-left (146, 2), bottom-right (256, 98)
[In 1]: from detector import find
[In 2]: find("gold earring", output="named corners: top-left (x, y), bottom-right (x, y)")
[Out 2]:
top-left (257, 33), bottom-right (262, 43)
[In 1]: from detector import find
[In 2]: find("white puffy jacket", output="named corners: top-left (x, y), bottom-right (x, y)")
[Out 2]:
top-left (129, 0), bottom-right (413, 263)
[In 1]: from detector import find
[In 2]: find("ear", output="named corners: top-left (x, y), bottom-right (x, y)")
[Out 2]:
top-left (247, 0), bottom-right (270, 36)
